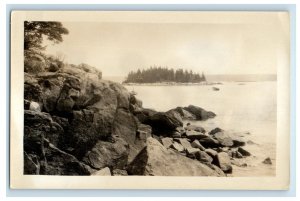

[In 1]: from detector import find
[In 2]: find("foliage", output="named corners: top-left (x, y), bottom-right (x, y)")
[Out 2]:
top-left (24, 21), bottom-right (69, 51)
top-left (124, 66), bottom-right (206, 83)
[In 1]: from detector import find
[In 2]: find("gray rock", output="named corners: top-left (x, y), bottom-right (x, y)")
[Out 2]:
top-left (262, 157), bottom-right (272, 165)
top-left (205, 148), bottom-right (218, 157)
top-left (186, 147), bottom-right (200, 156)
top-left (215, 152), bottom-right (232, 174)
top-left (145, 111), bottom-right (183, 134)
top-left (42, 141), bottom-right (93, 175)
top-left (127, 138), bottom-right (224, 176)
top-left (171, 142), bottom-right (185, 152)
top-left (185, 125), bottom-right (206, 133)
top-left (209, 127), bottom-right (224, 135)
top-left (92, 167), bottom-right (111, 176)
top-left (176, 138), bottom-right (192, 150)
top-left (191, 140), bottom-right (205, 151)
top-left (83, 137), bottom-right (129, 170)
top-left (161, 137), bottom-right (173, 149)
top-left (112, 169), bottom-right (128, 176)
top-left (238, 147), bottom-right (251, 157)
top-left (170, 107), bottom-right (196, 120)
top-left (196, 151), bottom-right (213, 163)
top-left (185, 130), bottom-right (207, 140)
top-left (184, 105), bottom-right (216, 120)
top-left (199, 136), bottom-right (220, 148)
top-left (212, 132), bottom-right (234, 147)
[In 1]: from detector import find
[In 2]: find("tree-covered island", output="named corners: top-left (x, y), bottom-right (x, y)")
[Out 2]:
top-left (123, 67), bottom-right (206, 83)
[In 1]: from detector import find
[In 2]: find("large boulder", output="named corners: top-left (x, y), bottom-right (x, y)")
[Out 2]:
top-left (185, 130), bottom-right (207, 140)
top-left (41, 141), bottom-right (93, 175)
top-left (83, 136), bottom-right (129, 170)
top-left (215, 152), bottom-right (232, 174)
top-left (145, 111), bottom-right (183, 134)
top-left (183, 105), bottom-right (216, 120)
top-left (199, 136), bottom-right (220, 148)
top-left (127, 138), bottom-right (224, 176)
top-left (168, 107), bottom-right (196, 120)
top-left (212, 132), bottom-right (234, 147)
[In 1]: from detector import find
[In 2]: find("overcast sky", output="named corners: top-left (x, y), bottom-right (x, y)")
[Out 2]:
top-left (44, 12), bottom-right (289, 76)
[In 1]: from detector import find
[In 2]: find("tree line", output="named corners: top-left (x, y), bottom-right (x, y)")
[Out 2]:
top-left (123, 67), bottom-right (206, 83)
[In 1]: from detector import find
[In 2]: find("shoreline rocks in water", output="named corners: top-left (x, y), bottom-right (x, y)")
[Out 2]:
top-left (24, 62), bottom-right (254, 176)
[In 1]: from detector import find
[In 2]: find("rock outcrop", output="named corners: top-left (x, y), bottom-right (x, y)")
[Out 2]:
top-left (24, 61), bottom-right (252, 176)
top-left (24, 64), bottom-right (147, 175)
top-left (127, 138), bottom-right (224, 176)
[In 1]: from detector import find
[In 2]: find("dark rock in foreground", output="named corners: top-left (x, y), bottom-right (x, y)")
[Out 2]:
top-left (83, 136), bottom-right (129, 170)
top-left (127, 138), bottom-right (225, 176)
top-left (145, 111), bottom-right (183, 134)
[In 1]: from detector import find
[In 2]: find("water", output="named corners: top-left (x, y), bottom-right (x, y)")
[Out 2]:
top-left (125, 81), bottom-right (276, 176)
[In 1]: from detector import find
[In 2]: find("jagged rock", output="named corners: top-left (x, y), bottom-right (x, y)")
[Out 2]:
top-left (228, 149), bottom-right (243, 158)
top-left (171, 142), bottom-right (185, 152)
top-left (24, 152), bottom-right (40, 175)
top-left (175, 138), bottom-right (192, 150)
top-left (262, 157), bottom-right (272, 165)
top-left (112, 169), bottom-right (128, 176)
top-left (24, 110), bottom-right (63, 151)
top-left (183, 105), bottom-right (216, 120)
top-left (145, 111), bottom-right (183, 134)
top-left (42, 141), bottom-right (93, 175)
top-left (185, 125), bottom-right (206, 133)
top-left (212, 132), bottom-right (234, 147)
top-left (92, 167), bottom-right (111, 176)
top-left (205, 148), bottom-right (218, 157)
top-left (232, 138), bottom-right (246, 147)
top-left (215, 152), bottom-right (232, 174)
top-left (161, 137), bottom-right (173, 148)
top-left (134, 108), bottom-right (157, 123)
top-left (169, 107), bottom-right (196, 120)
top-left (191, 140), bottom-right (205, 151)
top-left (238, 147), bottom-right (251, 157)
top-left (186, 147), bottom-right (200, 158)
top-left (136, 124), bottom-right (152, 140)
top-left (185, 130), bottom-right (207, 140)
top-left (83, 136), bottom-right (129, 170)
top-left (127, 138), bottom-right (224, 176)
top-left (209, 127), bottom-right (223, 135)
top-left (195, 151), bottom-right (213, 163)
top-left (199, 136), bottom-right (220, 148)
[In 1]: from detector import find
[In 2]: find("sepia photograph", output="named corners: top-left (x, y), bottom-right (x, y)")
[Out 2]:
top-left (10, 11), bottom-right (290, 189)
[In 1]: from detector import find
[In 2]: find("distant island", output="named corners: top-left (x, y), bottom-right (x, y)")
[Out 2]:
top-left (123, 67), bottom-right (206, 84)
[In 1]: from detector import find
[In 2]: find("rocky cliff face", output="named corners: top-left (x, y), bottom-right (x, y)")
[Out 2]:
top-left (24, 63), bottom-right (250, 176)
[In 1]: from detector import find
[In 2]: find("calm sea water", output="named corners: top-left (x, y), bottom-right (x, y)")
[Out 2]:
top-left (124, 81), bottom-right (277, 176)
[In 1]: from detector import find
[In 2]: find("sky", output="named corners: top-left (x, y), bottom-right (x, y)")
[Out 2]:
top-left (43, 12), bottom-right (289, 77)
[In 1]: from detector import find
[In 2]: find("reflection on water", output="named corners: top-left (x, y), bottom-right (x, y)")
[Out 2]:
top-left (125, 81), bottom-right (277, 176)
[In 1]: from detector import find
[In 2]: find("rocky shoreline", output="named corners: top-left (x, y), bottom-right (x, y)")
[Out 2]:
top-left (24, 63), bottom-right (255, 176)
